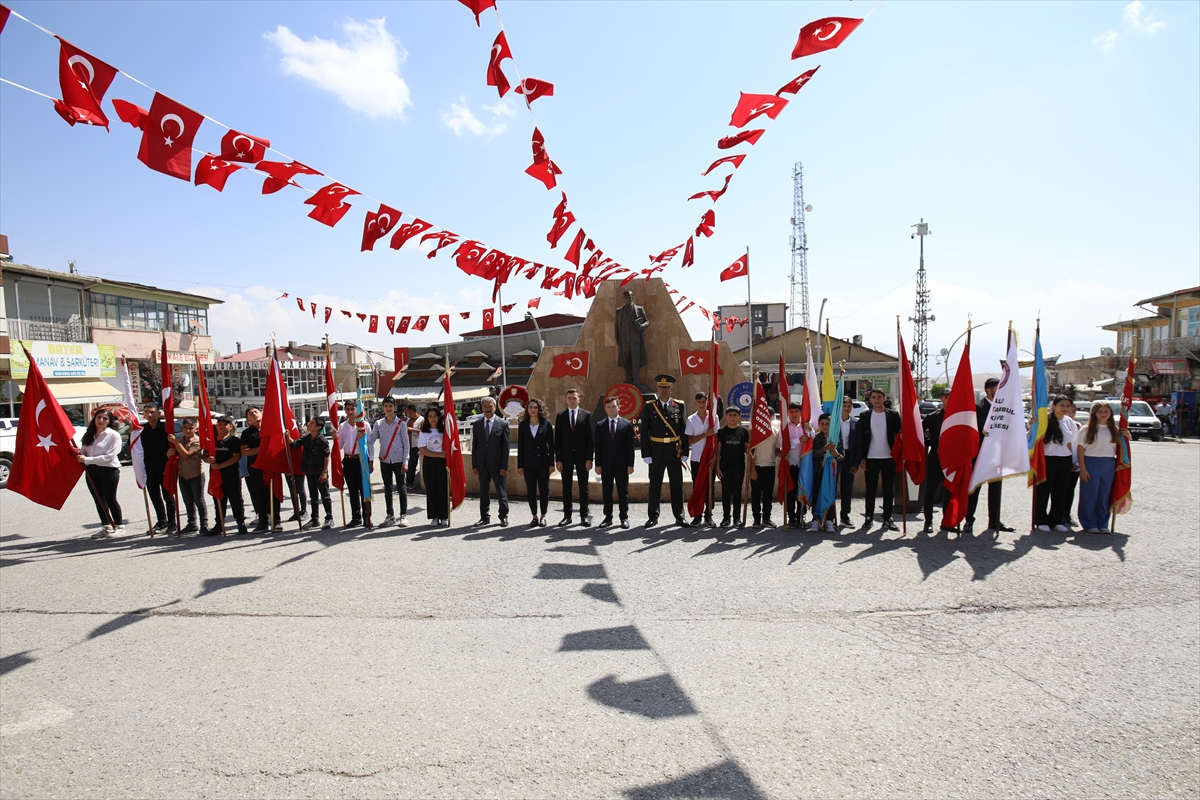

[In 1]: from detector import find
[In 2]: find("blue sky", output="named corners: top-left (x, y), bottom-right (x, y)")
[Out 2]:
top-left (1, 0), bottom-right (1197, 374)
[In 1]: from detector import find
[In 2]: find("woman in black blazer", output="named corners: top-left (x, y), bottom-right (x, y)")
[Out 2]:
top-left (517, 398), bottom-right (556, 527)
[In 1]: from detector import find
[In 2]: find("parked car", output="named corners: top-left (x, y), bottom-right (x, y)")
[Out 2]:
top-left (1074, 400), bottom-right (1162, 442)
top-left (918, 400), bottom-right (943, 417)
top-left (0, 417), bottom-right (19, 430)
top-left (0, 424), bottom-right (85, 489)
top-left (848, 400), bottom-right (868, 420)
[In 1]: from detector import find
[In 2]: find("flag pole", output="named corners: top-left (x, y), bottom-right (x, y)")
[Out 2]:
top-left (498, 286), bottom-right (508, 390)
top-left (706, 327), bottom-right (716, 526)
top-left (445, 353), bottom-right (453, 528)
top-left (898, 316), bottom-right (907, 540)
top-left (742, 364), bottom-right (756, 527)
top-left (1031, 317), bottom-right (1040, 535)
top-left (744, 246), bottom-right (753, 374)
top-left (325, 336), bottom-right (347, 527)
top-left (125, 357), bottom-right (156, 537)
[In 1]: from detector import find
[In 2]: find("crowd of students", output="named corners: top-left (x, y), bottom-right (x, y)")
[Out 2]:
top-left (73, 378), bottom-right (1134, 539)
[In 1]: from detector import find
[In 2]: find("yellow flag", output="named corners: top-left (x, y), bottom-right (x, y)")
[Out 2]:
top-left (821, 332), bottom-right (835, 402)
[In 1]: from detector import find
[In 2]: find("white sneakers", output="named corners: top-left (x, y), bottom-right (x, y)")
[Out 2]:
top-left (381, 515), bottom-right (396, 527)
top-left (809, 521), bottom-right (821, 531)
top-left (398, 515), bottom-right (409, 527)
top-left (90, 525), bottom-right (123, 539)
top-left (1035, 524), bottom-right (1052, 532)
top-left (1053, 524), bottom-right (1071, 532)
top-left (824, 520), bottom-right (836, 532)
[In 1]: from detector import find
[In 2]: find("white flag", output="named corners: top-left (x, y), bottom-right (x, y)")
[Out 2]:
top-left (969, 328), bottom-right (1031, 492)
top-left (121, 358), bottom-right (147, 489)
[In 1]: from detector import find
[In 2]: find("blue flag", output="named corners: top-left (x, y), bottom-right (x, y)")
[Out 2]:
top-left (356, 384), bottom-right (372, 500)
top-left (815, 369), bottom-right (844, 519)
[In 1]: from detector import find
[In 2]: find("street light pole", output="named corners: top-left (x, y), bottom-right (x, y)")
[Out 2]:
top-left (497, 285), bottom-right (508, 389)
top-left (524, 311), bottom-right (544, 355)
top-left (939, 321), bottom-right (992, 387)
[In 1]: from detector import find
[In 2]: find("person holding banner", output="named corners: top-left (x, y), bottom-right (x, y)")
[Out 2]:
top-left (419, 407), bottom-right (449, 526)
top-left (783, 402), bottom-right (808, 529)
top-left (76, 409), bottom-right (124, 539)
top-left (685, 392), bottom-right (717, 526)
top-left (168, 419), bottom-right (209, 535)
top-left (965, 378), bottom-right (1012, 534)
top-left (338, 405), bottom-right (371, 528)
top-left (1075, 402), bottom-right (1129, 533)
top-left (205, 416), bottom-right (250, 535)
top-left (748, 407), bottom-right (781, 529)
top-left (810, 413), bottom-right (842, 532)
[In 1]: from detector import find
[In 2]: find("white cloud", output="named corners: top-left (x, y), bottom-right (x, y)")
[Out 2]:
top-left (1122, 0), bottom-right (1166, 33)
top-left (483, 99), bottom-right (517, 118)
top-left (265, 18), bottom-right (411, 119)
top-left (439, 97), bottom-right (508, 137)
top-left (1092, 31), bottom-right (1118, 53)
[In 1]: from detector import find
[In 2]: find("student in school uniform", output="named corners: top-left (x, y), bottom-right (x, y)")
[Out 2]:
top-left (1034, 395), bottom-right (1078, 533)
top-left (809, 413), bottom-right (843, 532)
top-left (714, 407), bottom-right (750, 527)
top-left (1075, 401), bottom-right (1130, 534)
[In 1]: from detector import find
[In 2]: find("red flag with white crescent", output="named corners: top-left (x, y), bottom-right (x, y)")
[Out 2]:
top-left (939, 340), bottom-right (979, 529)
top-left (688, 174), bottom-right (732, 203)
top-left (777, 66), bottom-right (821, 96)
top-left (361, 204), bottom-right (401, 251)
top-left (325, 358), bottom-right (344, 491)
top-left (55, 39), bottom-right (118, 128)
top-left (487, 31), bottom-right (512, 97)
top-left (458, 0), bottom-right (495, 25)
top-left (702, 154), bottom-right (746, 176)
top-left (134, 92), bottom-right (204, 181)
top-left (549, 352), bottom-right (590, 378)
top-left (443, 371), bottom-right (467, 510)
top-left (515, 77), bottom-right (554, 105)
top-left (720, 254), bottom-right (749, 282)
top-left (194, 154), bottom-right (240, 192)
top-left (219, 129), bottom-right (270, 163)
top-left (6, 345), bottom-right (85, 509)
top-left (776, 351), bottom-right (794, 504)
top-left (718, 129), bottom-right (765, 149)
top-left (728, 92), bottom-right (789, 128)
top-left (792, 17), bottom-right (863, 59)
top-left (895, 327), bottom-right (926, 485)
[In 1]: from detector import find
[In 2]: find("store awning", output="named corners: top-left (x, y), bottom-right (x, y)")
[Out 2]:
top-left (21, 378), bottom-right (124, 406)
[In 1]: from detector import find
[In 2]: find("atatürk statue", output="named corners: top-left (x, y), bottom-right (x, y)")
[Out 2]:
top-left (614, 289), bottom-right (650, 389)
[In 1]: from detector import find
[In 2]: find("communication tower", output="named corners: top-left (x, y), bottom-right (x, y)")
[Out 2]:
top-left (908, 219), bottom-right (934, 397)
top-left (789, 162), bottom-right (810, 331)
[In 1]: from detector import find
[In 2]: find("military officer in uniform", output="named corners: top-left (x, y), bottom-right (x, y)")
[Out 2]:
top-left (640, 374), bottom-right (692, 527)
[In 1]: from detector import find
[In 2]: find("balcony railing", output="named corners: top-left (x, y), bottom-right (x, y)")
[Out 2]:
top-left (5, 317), bottom-right (90, 343)
top-left (1150, 336), bottom-right (1200, 358)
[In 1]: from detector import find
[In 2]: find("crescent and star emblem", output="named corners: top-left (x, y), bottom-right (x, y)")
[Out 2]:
top-left (816, 21), bottom-right (843, 41)
top-left (685, 356), bottom-right (700, 368)
top-left (35, 398), bottom-right (47, 425)
top-left (567, 358), bottom-right (583, 370)
top-left (751, 101), bottom-right (776, 115)
top-left (161, 113), bottom-right (185, 147)
top-left (376, 213), bottom-right (392, 230)
top-left (67, 55), bottom-right (95, 88)
top-left (231, 134), bottom-right (253, 157)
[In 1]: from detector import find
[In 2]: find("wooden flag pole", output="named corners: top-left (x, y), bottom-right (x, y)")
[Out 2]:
top-left (898, 317), bottom-right (907, 540)
top-left (325, 336), bottom-right (348, 527)
top-left (142, 486), bottom-right (155, 537)
top-left (1031, 317), bottom-right (1040, 535)
top-left (706, 329), bottom-right (716, 526)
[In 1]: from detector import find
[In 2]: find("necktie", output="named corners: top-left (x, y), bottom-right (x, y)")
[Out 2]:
top-left (571, 410), bottom-right (576, 431)
top-left (485, 419), bottom-right (491, 437)
top-left (610, 419), bottom-right (615, 439)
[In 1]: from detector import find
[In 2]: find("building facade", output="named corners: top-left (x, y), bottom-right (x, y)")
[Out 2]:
top-left (213, 342), bottom-right (361, 422)
top-left (716, 303), bottom-right (787, 351)
top-left (1097, 286), bottom-right (1199, 402)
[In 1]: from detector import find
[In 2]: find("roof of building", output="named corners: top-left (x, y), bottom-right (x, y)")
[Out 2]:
top-left (1, 261), bottom-right (223, 305)
top-left (1134, 286), bottom-right (1200, 308)
top-left (217, 345), bottom-right (324, 363)
top-left (458, 313), bottom-right (584, 338)
top-left (732, 325), bottom-right (897, 363)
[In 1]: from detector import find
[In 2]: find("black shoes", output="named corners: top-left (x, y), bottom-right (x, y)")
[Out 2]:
top-left (676, 517), bottom-right (693, 528)
top-left (557, 516), bottom-right (573, 527)
top-left (499, 517), bottom-right (508, 527)
top-left (600, 517), bottom-right (613, 527)
top-left (347, 517), bottom-right (362, 528)
top-left (620, 519), bottom-right (630, 529)
top-left (920, 522), bottom-right (934, 534)
top-left (645, 517), bottom-right (658, 528)
top-left (882, 518), bottom-right (899, 531)
top-left (474, 518), bottom-right (491, 527)
top-left (580, 515), bottom-right (592, 527)
top-left (962, 521), bottom-right (974, 534)
top-left (179, 524), bottom-right (199, 534)
top-left (303, 518), bottom-right (321, 530)
top-left (997, 523), bottom-right (1015, 533)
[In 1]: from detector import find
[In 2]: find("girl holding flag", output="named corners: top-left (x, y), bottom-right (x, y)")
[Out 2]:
top-left (419, 407), bottom-right (450, 526)
top-left (1034, 396), bottom-right (1077, 533)
top-left (1074, 401), bottom-right (1130, 533)
top-left (77, 409), bottom-right (124, 538)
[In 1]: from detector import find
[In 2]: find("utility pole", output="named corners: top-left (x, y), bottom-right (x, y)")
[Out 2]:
top-left (789, 162), bottom-right (811, 331)
top-left (908, 219), bottom-right (934, 397)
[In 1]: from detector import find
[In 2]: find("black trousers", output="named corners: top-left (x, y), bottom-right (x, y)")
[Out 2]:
top-left (1064, 469), bottom-right (1080, 521)
top-left (720, 463), bottom-right (745, 521)
top-left (647, 448), bottom-right (684, 520)
top-left (560, 461), bottom-right (590, 516)
top-left (478, 468), bottom-right (508, 520)
top-left (967, 480), bottom-right (1002, 528)
top-left (601, 466), bottom-right (630, 520)
top-left (85, 464), bottom-right (122, 527)
top-left (839, 463), bottom-right (855, 520)
top-left (1035, 455), bottom-right (1074, 527)
top-left (342, 456), bottom-right (365, 520)
top-left (423, 456), bottom-right (448, 519)
top-left (787, 463), bottom-right (803, 523)
top-left (213, 467), bottom-right (246, 529)
top-left (406, 443), bottom-right (421, 488)
top-left (750, 464), bottom-right (775, 523)
top-left (379, 461), bottom-right (408, 517)
top-left (178, 474), bottom-right (207, 526)
top-left (524, 467), bottom-right (551, 516)
top-left (923, 450), bottom-right (943, 524)
top-left (303, 473), bottom-right (333, 519)
top-left (145, 467), bottom-right (175, 525)
top-left (863, 458), bottom-right (896, 521)
top-left (246, 467), bottom-right (279, 522)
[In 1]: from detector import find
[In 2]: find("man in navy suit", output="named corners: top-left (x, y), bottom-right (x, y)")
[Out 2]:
top-left (555, 388), bottom-right (594, 527)
top-left (594, 396), bottom-right (636, 529)
top-left (471, 397), bottom-right (510, 526)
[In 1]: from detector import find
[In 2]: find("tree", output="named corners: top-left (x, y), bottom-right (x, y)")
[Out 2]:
top-left (930, 382), bottom-right (949, 398)
top-left (136, 359), bottom-right (187, 409)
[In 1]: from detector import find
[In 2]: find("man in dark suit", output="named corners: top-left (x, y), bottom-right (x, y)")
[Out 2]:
top-left (594, 396), bottom-right (636, 529)
top-left (921, 389), bottom-right (952, 533)
top-left (856, 387), bottom-right (902, 530)
top-left (554, 387), bottom-right (594, 526)
top-left (640, 374), bottom-right (691, 527)
top-left (965, 377), bottom-right (1011, 534)
top-left (471, 396), bottom-right (510, 526)
top-left (839, 396), bottom-right (861, 528)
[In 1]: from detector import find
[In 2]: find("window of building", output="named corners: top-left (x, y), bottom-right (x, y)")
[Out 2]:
top-left (89, 291), bottom-right (209, 334)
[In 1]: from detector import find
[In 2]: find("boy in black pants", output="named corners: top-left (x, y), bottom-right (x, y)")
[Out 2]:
top-left (291, 417), bottom-right (334, 529)
top-left (714, 408), bottom-right (750, 527)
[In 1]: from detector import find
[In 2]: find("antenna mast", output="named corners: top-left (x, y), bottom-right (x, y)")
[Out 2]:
top-left (908, 219), bottom-right (934, 398)
top-left (789, 162), bottom-right (810, 331)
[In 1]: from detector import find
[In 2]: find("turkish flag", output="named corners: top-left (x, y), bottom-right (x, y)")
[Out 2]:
top-left (792, 16), bottom-right (863, 59)
top-left (549, 351), bottom-right (590, 378)
top-left (324, 307), bottom-right (333, 324)
top-left (386, 316), bottom-right (396, 334)
top-left (311, 302), bottom-right (317, 318)
top-left (483, 308), bottom-right (495, 329)
top-left (729, 92), bottom-right (789, 128)
top-left (650, 243), bottom-right (683, 264)
top-left (526, 159), bottom-right (562, 190)
top-left (702, 154), bottom-right (746, 176)
top-left (459, 312), bottom-right (471, 320)
top-left (219, 129), bottom-right (270, 162)
top-left (720, 254), bottom-right (749, 281)
top-left (306, 202), bottom-right (354, 227)
top-left (357, 313), bottom-right (367, 322)
top-left (487, 31), bottom-right (512, 97)
top-left (254, 351), bottom-right (303, 480)
top-left (439, 314), bottom-right (451, 333)
top-left (6, 346), bottom-right (85, 509)
top-left (0, 6), bottom-right (10, 34)
top-left (305, 182), bottom-right (359, 228)
top-left (421, 230), bottom-right (459, 259)
top-left (257, 160), bottom-right (322, 194)
top-left (939, 341), bottom-right (978, 529)
top-left (682, 236), bottom-right (695, 268)
top-left (778, 66), bottom-right (821, 96)
top-left (55, 39), bottom-right (118, 128)
top-left (361, 204), bottom-right (401, 251)
top-left (390, 218), bottom-right (433, 250)
top-left (194, 154), bottom-right (241, 192)
top-left (895, 327), bottom-right (926, 485)
top-left (718, 129), bottom-right (765, 149)
top-left (527, 298), bottom-right (540, 309)
top-left (553, 191), bottom-right (569, 219)
top-left (413, 316), bottom-right (429, 332)
top-left (515, 77), bottom-right (554, 105)
top-left (324, 359), bottom-right (344, 491)
top-left (501, 303), bottom-right (516, 313)
top-left (112, 98), bottom-right (148, 130)
top-left (458, 0), bottom-right (495, 25)
top-left (523, 263), bottom-right (543, 280)
top-left (696, 209), bottom-right (716, 238)
top-left (688, 174), bottom-right (732, 203)
top-left (547, 210), bottom-right (575, 248)
top-left (442, 370), bottom-right (467, 510)
top-left (160, 332), bottom-right (174, 431)
top-left (541, 266), bottom-right (560, 290)
top-left (455, 241), bottom-right (497, 279)
top-left (368, 315), bottom-right (379, 333)
top-left (564, 229), bottom-right (587, 267)
top-left (132, 92), bottom-right (203, 181)
top-left (397, 316), bottom-right (411, 333)
top-left (297, 297), bottom-right (305, 312)
top-left (679, 348), bottom-right (720, 377)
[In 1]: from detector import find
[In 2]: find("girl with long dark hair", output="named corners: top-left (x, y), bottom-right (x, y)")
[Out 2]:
top-left (1034, 395), bottom-right (1077, 532)
top-left (76, 409), bottom-right (124, 538)
top-left (1074, 401), bottom-right (1129, 533)
top-left (418, 407), bottom-right (449, 526)
top-left (517, 398), bottom-right (555, 527)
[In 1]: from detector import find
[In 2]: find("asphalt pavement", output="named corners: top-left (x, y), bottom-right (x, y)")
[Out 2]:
top-left (1, 440), bottom-right (1197, 798)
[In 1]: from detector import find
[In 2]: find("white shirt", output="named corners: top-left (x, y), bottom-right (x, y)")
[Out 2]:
top-left (528, 421), bottom-right (540, 439)
top-left (867, 410), bottom-right (891, 459)
top-left (80, 428), bottom-right (122, 469)
top-left (840, 416), bottom-right (852, 450)
top-left (1075, 424), bottom-right (1118, 458)
top-left (751, 424), bottom-right (779, 467)
top-left (338, 421), bottom-right (370, 459)
top-left (784, 420), bottom-right (805, 465)
top-left (418, 429), bottom-right (444, 454)
top-left (1043, 415), bottom-right (1077, 458)
top-left (685, 412), bottom-right (711, 462)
